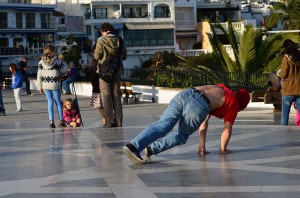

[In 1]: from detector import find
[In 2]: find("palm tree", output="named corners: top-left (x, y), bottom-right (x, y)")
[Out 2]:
top-left (206, 21), bottom-right (299, 86)
top-left (265, 0), bottom-right (300, 30)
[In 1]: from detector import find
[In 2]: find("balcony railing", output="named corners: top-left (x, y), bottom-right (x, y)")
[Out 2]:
top-left (154, 12), bottom-right (171, 18)
top-left (0, 46), bottom-right (44, 56)
top-left (84, 11), bottom-right (149, 19)
top-left (175, 20), bottom-right (196, 28)
top-left (176, 49), bottom-right (208, 57)
top-left (0, 20), bottom-right (57, 30)
top-left (126, 39), bottom-right (174, 47)
top-left (6, 0), bottom-right (55, 5)
top-left (211, 21), bottom-right (243, 33)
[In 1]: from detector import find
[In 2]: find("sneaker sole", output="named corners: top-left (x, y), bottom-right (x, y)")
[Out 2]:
top-left (123, 146), bottom-right (146, 164)
top-left (144, 148), bottom-right (153, 162)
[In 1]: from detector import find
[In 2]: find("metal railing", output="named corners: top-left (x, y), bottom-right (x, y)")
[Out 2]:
top-left (121, 68), bottom-right (269, 92)
top-left (126, 39), bottom-right (174, 47)
top-left (0, 67), bottom-right (270, 92)
top-left (176, 49), bottom-right (208, 57)
top-left (0, 20), bottom-right (56, 30)
top-left (7, 0), bottom-right (54, 4)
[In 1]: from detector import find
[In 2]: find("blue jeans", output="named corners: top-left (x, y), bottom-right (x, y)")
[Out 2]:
top-left (44, 89), bottom-right (63, 121)
top-left (0, 88), bottom-right (5, 113)
top-left (281, 95), bottom-right (300, 125)
top-left (62, 78), bottom-right (73, 93)
top-left (130, 88), bottom-right (210, 155)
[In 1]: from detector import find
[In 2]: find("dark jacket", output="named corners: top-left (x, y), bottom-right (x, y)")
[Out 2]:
top-left (94, 33), bottom-right (127, 73)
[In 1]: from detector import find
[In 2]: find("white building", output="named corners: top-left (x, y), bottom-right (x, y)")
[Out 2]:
top-left (57, 0), bottom-right (176, 69)
top-left (0, 0), bottom-right (58, 68)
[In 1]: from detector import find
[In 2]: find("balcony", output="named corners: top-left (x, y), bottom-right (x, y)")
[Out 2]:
top-left (197, 0), bottom-right (239, 8)
top-left (176, 20), bottom-right (196, 31)
top-left (5, 0), bottom-right (55, 5)
top-left (126, 39), bottom-right (174, 48)
top-left (176, 49), bottom-right (208, 57)
top-left (0, 20), bottom-right (57, 30)
top-left (0, 46), bottom-right (44, 57)
top-left (210, 21), bottom-right (243, 34)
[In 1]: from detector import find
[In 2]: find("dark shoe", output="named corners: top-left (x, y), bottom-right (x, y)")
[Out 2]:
top-left (50, 123), bottom-right (56, 128)
top-left (123, 143), bottom-right (146, 164)
top-left (2, 112), bottom-right (6, 116)
top-left (144, 146), bottom-right (153, 158)
top-left (111, 123), bottom-right (122, 127)
top-left (59, 121), bottom-right (67, 128)
top-left (103, 123), bottom-right (113, 128)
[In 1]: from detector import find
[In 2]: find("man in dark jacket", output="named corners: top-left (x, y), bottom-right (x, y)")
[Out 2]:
top-left (94, 22), bottom-right (127, 128)
top-left (18, 56), bottom-right (32, 95)
top-left (62, 62), bottom-right (79, 94)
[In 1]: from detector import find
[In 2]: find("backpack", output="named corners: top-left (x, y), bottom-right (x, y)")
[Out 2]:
top-left (98, 36), bottom-right (124, 83)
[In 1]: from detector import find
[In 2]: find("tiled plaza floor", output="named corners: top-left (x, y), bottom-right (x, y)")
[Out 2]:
top-left (0, 89), bottom-right (300, 198)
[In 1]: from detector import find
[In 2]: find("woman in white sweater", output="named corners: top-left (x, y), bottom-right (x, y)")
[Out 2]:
top-left (37, 45), bottom-right (66, 128)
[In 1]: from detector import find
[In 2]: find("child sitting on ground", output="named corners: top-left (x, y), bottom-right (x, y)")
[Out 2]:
top-left (63, 98), bottom-right (81, 127)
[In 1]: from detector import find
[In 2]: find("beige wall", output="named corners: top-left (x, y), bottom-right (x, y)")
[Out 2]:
top-left (196, 21), bottom-right (212, 53)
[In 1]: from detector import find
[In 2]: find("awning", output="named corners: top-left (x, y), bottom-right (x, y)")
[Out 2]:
top-left (52, 10), bottom-right (65, 17)
top-left (94, 24), bottom-right (124, 30)
top-left (125, 23), bottom-right (175, 30)
top-left (16, 7), bottom-right (54, 11)
top-left (57, 32), bottom-right (87, 38)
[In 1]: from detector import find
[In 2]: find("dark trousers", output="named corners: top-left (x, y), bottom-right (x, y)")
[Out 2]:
top-left (99, 69), bottom-right (123, 126)
top-left (22, 74), bottom-right (31, 94)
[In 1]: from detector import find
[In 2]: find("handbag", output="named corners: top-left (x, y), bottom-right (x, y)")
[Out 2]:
top-left (98, 53), bottom-right (120, 83)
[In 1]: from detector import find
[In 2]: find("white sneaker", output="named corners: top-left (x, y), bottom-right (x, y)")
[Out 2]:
top-left (16, 109), bottom-right (23, 112)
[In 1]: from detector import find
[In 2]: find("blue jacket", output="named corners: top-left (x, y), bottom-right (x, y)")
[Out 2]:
top-left (11, 70), bottom-right (23, 89)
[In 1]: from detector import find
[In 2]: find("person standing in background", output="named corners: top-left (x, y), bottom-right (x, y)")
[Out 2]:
top-left (94, 22), bottom-right (127, 128)
top-left (37, 45), bottom-right (66, 128)
top-left (9, 63), bottom-right (23, 112)
top-left (90, 58), bottom-right (105, 125)
top-left (18, 56), bottom-right (32, 96)
top-left (0, 68), bottom-right (6, 116)
top-left (278, 39), bottom-right (300, 126)
top-left (62, 62), bottom-right (79, 95)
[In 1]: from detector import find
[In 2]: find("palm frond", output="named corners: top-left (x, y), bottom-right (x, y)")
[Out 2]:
top-left (208, 23), bottom-right (235, 72)
top-left (237, 25), bottom-right (257, 73)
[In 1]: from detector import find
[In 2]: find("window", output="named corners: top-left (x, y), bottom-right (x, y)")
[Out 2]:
top-left (25, 13), bottom-right (35, 29)
top-left (154, 5), bottom-right (170, 18)
top-left (124, 29), bottom-right (174, 47)
top-left (94, 8), bottom-right (107, 19)
top-left (41, 13), bottom-right (51, 29)
top-left (86, 25), bottom-right (91, 36)
top-left (0, 12), bottom-right (7, 29)
top-left (16, 13), bottom-right (23, 29)
top-left (59, 17), bottom-right (65, 25)
top-left (0, 38), bottom-right (8, 47)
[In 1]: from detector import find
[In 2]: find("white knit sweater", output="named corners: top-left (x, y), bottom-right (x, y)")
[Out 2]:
top-left (37, 56), bottom-right (63, 90)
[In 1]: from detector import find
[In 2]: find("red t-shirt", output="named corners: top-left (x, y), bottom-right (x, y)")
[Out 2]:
top-left (209, 84), bottom-right (240, 125)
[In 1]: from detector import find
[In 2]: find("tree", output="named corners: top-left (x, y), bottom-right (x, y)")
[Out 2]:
top-left (206, 21), bottom-right (299, 87)
top-left (265, 0), bottom-right (300, 30)
top-left (62, 34), bottom-right (82, 68)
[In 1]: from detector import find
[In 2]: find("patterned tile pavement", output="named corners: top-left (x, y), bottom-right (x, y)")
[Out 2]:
top-left (0, 89), bottom-right (300, 198)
